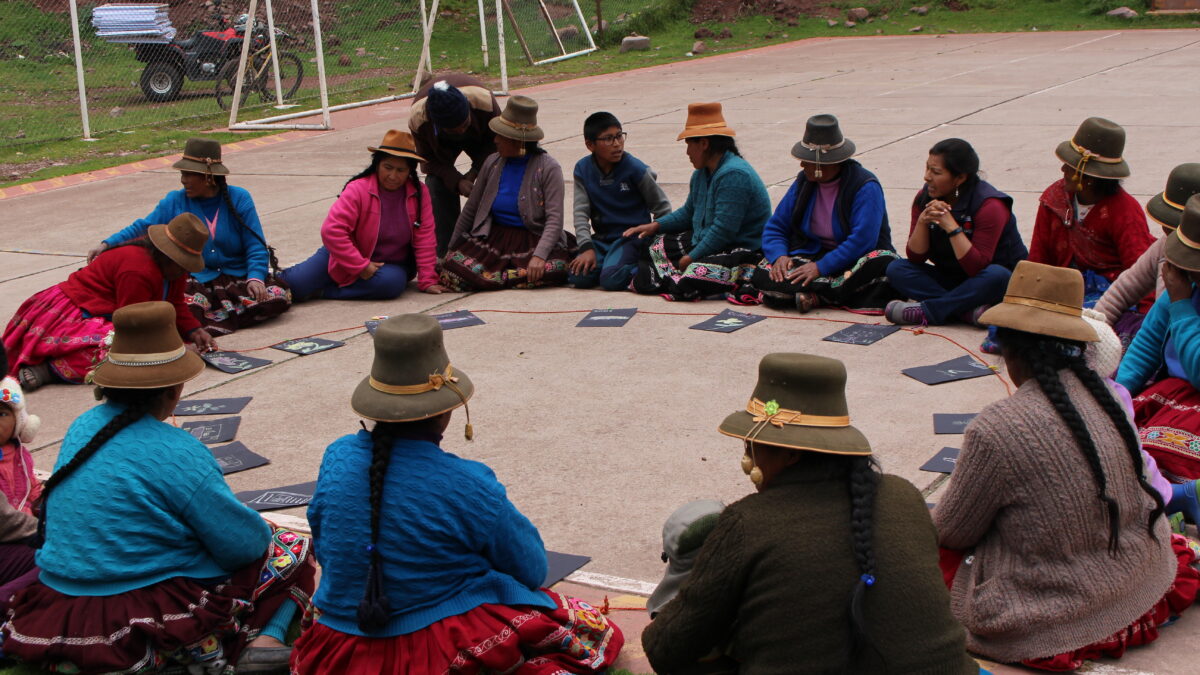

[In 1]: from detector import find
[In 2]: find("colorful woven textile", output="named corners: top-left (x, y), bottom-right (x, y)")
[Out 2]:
top-left (1133, 377), bottom-right (1200, 482)
top-left (2, 285), bottom-right (111, 383)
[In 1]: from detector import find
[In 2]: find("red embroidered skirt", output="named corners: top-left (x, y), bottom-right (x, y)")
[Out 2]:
top-left (1132, 377), bottom-right (1200, 481)
top-left (1, 285), bottom-right (111, 383)
top-left (1, 527), bottom-right (316, 674)
top-left (290, 589), bottom-right (623, 675)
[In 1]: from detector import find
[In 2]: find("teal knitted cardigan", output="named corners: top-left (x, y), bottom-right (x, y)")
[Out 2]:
top-left (656, 151), bottom-right (771, 260)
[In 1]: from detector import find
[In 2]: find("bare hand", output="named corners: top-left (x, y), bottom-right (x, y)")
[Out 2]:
top-left (1162, 261), bottom-right (1192, 303)
top-left (678, 255), bottom-right (694, 269)
top-left (568, 249), bottom-right (597, 276)
top-left (457, 178), bottom-right (474, 198)
top-left (623, 222), bottom-right (660, 239)
top-left (190, 328), bottom-right (217, 352)
top-left (925, 200), bottom-right (957, 232)
top-left (769, 256), bottom-right (793, 283)
top-left (87, 242), bottom-right (109, 263)
top-left (360, 261), bottom-right (384, 280)
top-left (527, 256), bottom-right (546, 284)
top-left (423, 284), bottom-right (448, 294)
top-left (787, 261), bottom-right (821, 286)
top-left (246, 279), bottom-right (269, 303)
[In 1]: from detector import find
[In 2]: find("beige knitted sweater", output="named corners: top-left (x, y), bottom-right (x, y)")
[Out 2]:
top-left (1094, 236), bottom-right (1166, 323)
top-left (933, 372), bottom-right (1175, 662)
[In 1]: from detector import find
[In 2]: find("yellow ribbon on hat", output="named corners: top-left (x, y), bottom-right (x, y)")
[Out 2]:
top-left (496, 117), bottom-right (538, 131)
top-left (1178, 228), bottom-right (1200, 251)
top-left (1002, 294), bottom-right (1083, 317)
top-left (1069, 139), bottom-right (1122, 185)
top-left (369, 365), bottom-right (474, 440)
top-left (746, 397), bottom-right (850, 428)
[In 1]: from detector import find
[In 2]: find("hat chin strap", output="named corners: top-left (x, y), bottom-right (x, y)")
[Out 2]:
top-left (801, 139), bottom-right (846, 179)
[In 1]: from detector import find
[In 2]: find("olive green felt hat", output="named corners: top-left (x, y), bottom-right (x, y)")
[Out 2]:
top-left (718, 353), bottom-right (871, 455)
top-left (1055, 117), bottom-right (1130, 180)
top-left (1147, 163), bottom-right (1200, 231)
top-left (1164, 194), bottom-right (1200, 273)
top-left (790, 114), bottom-right (856, 165)
top-left (172, 138), bottom-right (230, 176)
top-left (488, 95), bottom-right (544, 142)
top-left (91, 301), bottom-right (204, 389)
top-left (979, 261), bottom-right (1098, 343)
top-left (351, 314), bottom-right (474, 424)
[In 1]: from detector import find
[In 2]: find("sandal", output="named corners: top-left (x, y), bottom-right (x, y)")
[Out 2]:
top-left (17, 364), bottom-right (50, 392)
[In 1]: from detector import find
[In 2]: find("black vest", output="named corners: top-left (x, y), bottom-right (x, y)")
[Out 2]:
top-left (788, 160), bottom-right (892, 254)
top-left (915, 179), bottom-right (1028, 273)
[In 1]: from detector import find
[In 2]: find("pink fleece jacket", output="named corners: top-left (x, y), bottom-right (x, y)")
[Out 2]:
top-left (321, 174), bottom-right (437, 290)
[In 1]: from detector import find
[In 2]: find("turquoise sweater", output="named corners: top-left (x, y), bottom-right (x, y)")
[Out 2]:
top-left (1118, 284), bottom-right (1200, 392)
top-left (37, 403), bottom-right (270, 596)
top-left (656, 151), bottom-right (771, 260)
top-left (309, 431), bottom-right (554, 637)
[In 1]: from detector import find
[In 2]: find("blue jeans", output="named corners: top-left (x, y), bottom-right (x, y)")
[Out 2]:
top-left (567, 237), bottom-right (639, 291)
top-left (279, 247), bottom-right (409, 301)
top-left (886, 259), bottom-right (1011, 325)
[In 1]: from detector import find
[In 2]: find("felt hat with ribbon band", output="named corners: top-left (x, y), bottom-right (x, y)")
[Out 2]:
top-left (352, 314), bottom-right (475, 428)
top-left (91, 301), bottom-right (205, 390)
top-left (1147, 163), bottom-right (1200, 231)
top-left (790, 114), bottom-right (856, 165)
top-left (978, 261), bottom-right (1098, 343)
top-left (718, 353), bottom-right (871, 455)
top-left (1164, 193), bottom-right (1200, 272)
top-left (368, 129), bottom-right (425, 163)
top-left (488, 95), bottom-right (544, 142)
top-left (676, 102), bottom-right (736, 141)
top-left (171, 138), bottom-right (230, 176)
top-left (147, 213), bottom-right (209, 273)
top-left (1054, 117), bottom-right (1130, 180)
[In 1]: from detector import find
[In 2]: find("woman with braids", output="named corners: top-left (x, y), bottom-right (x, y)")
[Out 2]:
top-left (935, 261), bottom-right (1199, 670)
top-left (4, 214), bottom-right (217, 390)
top-left (643, 353), bottom-right (980, 674)
top-left (88, 138), bottom-right (291, 336)
top-left (1, 301), bottom-right (316, 674)
top-left (626, 103), bottom-right (771, 301)
top-left (290, 313), bottom-right (622, 674)
top-left (280, 130), bottom-right (447, 301)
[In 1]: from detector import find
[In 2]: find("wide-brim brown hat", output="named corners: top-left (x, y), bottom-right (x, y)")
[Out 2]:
top-left (368, 129), bottom-right (425, 163)
top-left (172, 138), bottom-right (230, 175)
top-left (1164, 194), bottom-right (1200, 272)
top-left (979, 261), bottom-right (1098, 343)
top-left (91, 301), bottom-right (204, 389)
top-left (676, 102), bottom-right (736, 141)
top-left (1054, 116), bottom-right (1130, 180)
top-left (147, 213), bottom-right (209, 273)
top-left (488, 95), bottom-right (544, 142)
top-left (1147, 163), bottom-right (1200, 231)
top-left (718, 353), bottom-right (871, 455)
top-left (352, 314), bottom-right (474, 422)
top-left (790, 114), bottom-right (855, 164)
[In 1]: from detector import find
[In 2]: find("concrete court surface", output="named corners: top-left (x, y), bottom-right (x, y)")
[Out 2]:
top-left (4, 28), bottom-right (1200, 672)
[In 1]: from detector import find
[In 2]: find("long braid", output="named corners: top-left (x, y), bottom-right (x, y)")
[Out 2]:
top-left (36, 388), bottom-right (163, 547)
top-left (847, 455), bottom-right (882, 668)
top-left (1068, 361), bottom-right (1166, 539)
top-left (357, 421), bottom-right (397, 633)
top-left (216, 176), bottom-right (280, 274)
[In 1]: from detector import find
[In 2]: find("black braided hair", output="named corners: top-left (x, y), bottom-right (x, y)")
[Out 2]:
top-left (846, 454), bottom-right (882, 667)
top-left (357, 420), bottom-right (398, 632)
top-left (703, 135), bottom-right (741, 158)
top-left (35, 387), bottom-right (167, 547)
top-left (997, 327), bottom-right (1151, 553)
top-left (214, 175), bottom-right (280, 274)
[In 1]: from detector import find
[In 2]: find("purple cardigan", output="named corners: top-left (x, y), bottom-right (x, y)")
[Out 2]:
top-left (448, 152), bottom-right (566, 261)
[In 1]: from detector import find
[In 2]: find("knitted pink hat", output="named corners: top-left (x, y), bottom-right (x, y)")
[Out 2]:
top-left (0, 376), bottom-right (40, 445)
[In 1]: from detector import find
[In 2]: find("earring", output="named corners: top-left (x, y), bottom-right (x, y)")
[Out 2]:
top-left (749, 466), bottom-right (763, 486)
top-left (814, 166), bottom-right (823, 179)
top-left (954, 186), bottom-right (959, 201)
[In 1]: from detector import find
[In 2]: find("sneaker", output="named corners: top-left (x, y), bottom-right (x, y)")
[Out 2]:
top-left (885, 300), bottom-right (927, 326)
top-left (961, 304), bottom-right (991, 327)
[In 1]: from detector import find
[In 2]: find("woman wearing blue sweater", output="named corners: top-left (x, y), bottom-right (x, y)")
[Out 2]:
top-left (291, 314), bottom-right (622, 674)
top-left (1117, 194), bottom-right (1200, 484)
top-left (626, 103), bottom-right (771, 301)
top-left (1, 301), bottom-right (315, 673)
top-left (88, 138), bottom-right (290, 336)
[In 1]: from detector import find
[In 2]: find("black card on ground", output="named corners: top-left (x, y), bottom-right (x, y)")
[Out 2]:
top-left (576, 308), bottom-right (638, 328)
top-left (181, 416), bottom-right (241, 444)
top-left (902, 355), bottom-right (993, 385)
top-left (202, 351), bottom-right (273, 374)
top-left (822, 323), bottom-right (900, 346)
top-left (434, 310), bottom-right (486, 330)
top-left (364, 316), bottom-right (389, 335)
top-left (689, 309), bottom-right (767, 333)
top-left (920, 447), bottom-right (961, 474)
top-left (544, 551), bottom-right (591, 587)
top-left (211, 441), bottom-right (269, 475)
top-left (933, 413), bottom-right (978, 434)
top-left (236, 481), bottom-right (318, 512)
top-left (271, 337), bottom-right (344, 356)
top-left (174, 397), bottom-right (252, 416)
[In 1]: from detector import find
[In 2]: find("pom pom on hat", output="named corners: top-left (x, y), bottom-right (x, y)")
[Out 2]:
top-left (1081, 309), bottom-right (1122, 379)
top-left (0, 376), bottom-right (40, 445)
top-left (426, 80), bottom-right (470, 129)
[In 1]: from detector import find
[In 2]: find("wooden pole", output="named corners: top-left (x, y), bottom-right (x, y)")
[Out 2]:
top-left (594, 0), bottom-right (603, 41)
top-left (500, 0), bottom-right (535, 65)
top-left (536, 0), bottom-right (566, 55)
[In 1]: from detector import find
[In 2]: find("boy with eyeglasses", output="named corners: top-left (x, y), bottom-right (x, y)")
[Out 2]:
top-left (568, 112), bottom-right (671, 290)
